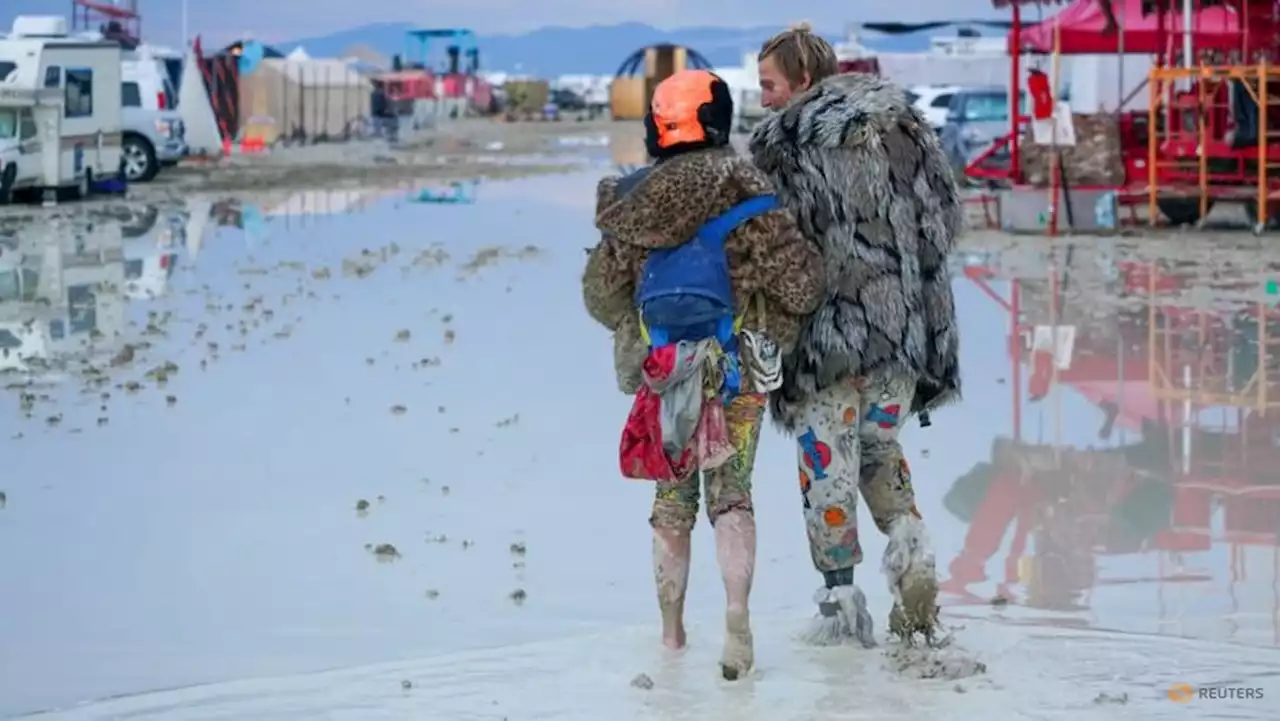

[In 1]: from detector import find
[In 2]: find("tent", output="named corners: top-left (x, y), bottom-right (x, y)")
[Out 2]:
top-left (1013, 0), bottom-right (1244, 54)
top-left (238, 57), bottom-right (372, 143)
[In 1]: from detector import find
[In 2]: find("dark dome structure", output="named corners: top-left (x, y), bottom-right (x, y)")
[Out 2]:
top-left (614, 43), bottom-right (713, 77)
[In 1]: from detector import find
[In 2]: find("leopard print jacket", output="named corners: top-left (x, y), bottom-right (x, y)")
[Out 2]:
top-left (582, 147), bottom-right (825, 394)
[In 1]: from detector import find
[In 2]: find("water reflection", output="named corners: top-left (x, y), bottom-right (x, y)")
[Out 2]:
top-left (951, 249), bottom-right (1280, 646)
top-left (205, 182), bottom-right (486, 238)
top-left (0, 218), bottom-right (126, 374)
top-left (409, 180), bottom-right (480, 205)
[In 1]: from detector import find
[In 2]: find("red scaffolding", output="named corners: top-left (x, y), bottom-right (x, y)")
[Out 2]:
top-left (979, 0), bottom-right (1277, 213)
top-left (70, 0), bottom-right (140, 46)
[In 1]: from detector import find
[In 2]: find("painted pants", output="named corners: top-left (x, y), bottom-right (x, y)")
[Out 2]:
top-left (795, 374), bottom-right (921, 573)
top-left (651, 393), bottom-right (767, 531)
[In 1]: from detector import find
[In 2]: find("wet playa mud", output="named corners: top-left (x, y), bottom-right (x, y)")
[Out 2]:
top-left (2, 144), bottom-right (1280, 719)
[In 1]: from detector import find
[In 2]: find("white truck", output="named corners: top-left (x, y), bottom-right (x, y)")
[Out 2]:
top-left (0, 15), bottom-right (123, 202)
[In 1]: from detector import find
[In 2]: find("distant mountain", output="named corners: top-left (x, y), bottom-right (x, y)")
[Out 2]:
top-left (279, 22), bottom-right (959, 76)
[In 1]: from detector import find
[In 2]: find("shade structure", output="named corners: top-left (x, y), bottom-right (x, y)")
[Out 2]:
top-left (1012, 0), bottom-right (1244, 54)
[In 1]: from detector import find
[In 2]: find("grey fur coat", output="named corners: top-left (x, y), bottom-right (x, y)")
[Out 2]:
top-left (748, 73), bottom-right (963, 432)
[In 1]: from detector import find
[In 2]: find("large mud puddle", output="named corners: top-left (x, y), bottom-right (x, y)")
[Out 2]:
top-left (3, 171), bottom-right (1280, 719)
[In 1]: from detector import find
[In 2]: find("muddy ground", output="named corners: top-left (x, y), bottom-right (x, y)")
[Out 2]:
top-left (141, 118), bottom-right (645, 198)
top-left (0, 118), bottom-right (645, 224)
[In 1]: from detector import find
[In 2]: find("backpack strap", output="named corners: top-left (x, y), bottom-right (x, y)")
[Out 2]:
top-left (696, 195), bottom-right (780, 245)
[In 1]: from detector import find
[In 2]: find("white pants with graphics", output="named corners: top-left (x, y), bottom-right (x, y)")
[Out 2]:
top-left (794, 374), bottom-right (922, 574)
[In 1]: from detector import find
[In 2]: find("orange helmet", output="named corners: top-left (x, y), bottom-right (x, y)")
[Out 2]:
top-left (644, 69), bottom-right (733, 158)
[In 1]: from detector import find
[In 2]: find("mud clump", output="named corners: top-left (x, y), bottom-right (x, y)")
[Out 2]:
top-left (884, 644), bottom-right (987, 681)
top-left (372, 543), bottom-right (401, 561)
top-left (630, 673), bottom-right (654, 690)
top-left (509, 588), bottom-right (527, 605)
top-left (1094, 692), bottom-right (1129, 705)
top-left (456, 245), bottom-right (544, 277)
top-left (509, 542), bottom-right (527, 556)
top-left (355, 499), bottom-right (371, 513)
top-left (110, 344), bottom-right (136, 367)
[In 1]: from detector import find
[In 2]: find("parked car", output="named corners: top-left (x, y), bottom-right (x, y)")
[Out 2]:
top-left (120, 55), bottom-right (187, 182)
top-left (905, 84), bottom-right (963, 131)
top-left (940, 87), bottom-right (1024, 177)
top-left (550, 88), bottom-right (587, 111)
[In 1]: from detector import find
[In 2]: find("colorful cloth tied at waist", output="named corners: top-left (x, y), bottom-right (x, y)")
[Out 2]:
top-left (620, 338), bottom-right (736, 482)
top-left (618, 327), bottom-right (782, 482)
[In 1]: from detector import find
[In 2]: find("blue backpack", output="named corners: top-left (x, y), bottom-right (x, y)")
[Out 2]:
top-left (635, 194), bottom-right (779, 348)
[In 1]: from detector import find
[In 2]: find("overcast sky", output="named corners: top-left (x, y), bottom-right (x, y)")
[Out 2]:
top-left (5, 1), bottom-right (1013, 46)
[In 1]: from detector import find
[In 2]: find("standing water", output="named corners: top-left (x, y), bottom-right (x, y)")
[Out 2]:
top-left (1, 175), bottom-right (1278, 720)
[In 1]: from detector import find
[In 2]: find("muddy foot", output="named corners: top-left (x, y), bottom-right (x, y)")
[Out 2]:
top-left (889, 573), bottom-right (941, 644)
top-left (884, 516), bottom-right (939, 643)
top-left (720, 608), bottom-right (753, 680)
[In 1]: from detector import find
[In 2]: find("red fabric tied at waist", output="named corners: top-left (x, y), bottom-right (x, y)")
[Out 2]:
top-left (620, 344), bottom-right (734, 482)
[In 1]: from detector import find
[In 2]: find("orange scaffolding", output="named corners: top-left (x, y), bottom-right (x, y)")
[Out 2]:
top-left (1148, 63), bottom-right (1280, 230)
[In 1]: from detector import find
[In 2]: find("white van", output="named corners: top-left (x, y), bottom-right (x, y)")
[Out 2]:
top-left (0, 16), bottom-right (123, 202)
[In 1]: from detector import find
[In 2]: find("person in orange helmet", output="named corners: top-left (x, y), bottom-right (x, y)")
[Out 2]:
top-left (583, 69), bottom-right (824, 680)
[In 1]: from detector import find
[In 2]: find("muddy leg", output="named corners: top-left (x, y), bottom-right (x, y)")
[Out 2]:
top-left (652, 528), bottom-right (691, 649)
top-left (706, 393), bottom-right (765, 680)
top-left (858, 375), bottom-right (939, 643)
top-left (795, 383), bottom-right (875, 648)
top-left (714, 509), bottom-right (755, 679)
top-left (651, 476), bottom-right (699, 650)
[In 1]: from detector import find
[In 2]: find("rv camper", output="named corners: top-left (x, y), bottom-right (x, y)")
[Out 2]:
top-left (0, 16), bottom-right (123, 202)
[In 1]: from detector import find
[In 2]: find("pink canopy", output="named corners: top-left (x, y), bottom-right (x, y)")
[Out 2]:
top-left (1012, 0), bottom-right (1244, 54)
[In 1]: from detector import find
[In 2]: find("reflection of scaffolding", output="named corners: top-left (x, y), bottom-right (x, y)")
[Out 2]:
top-left (1146, 262), bottom-right (1280, 412)
top-left (958, 254), bottom-right (1280, 645)
top-left (1144, 261), bottom-right (1280, 484)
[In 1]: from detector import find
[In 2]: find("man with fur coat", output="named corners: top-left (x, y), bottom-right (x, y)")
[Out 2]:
top-left (582, 69), bottom-right (825, 679)
top-left (749, 25), bottom-right (964, 645)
